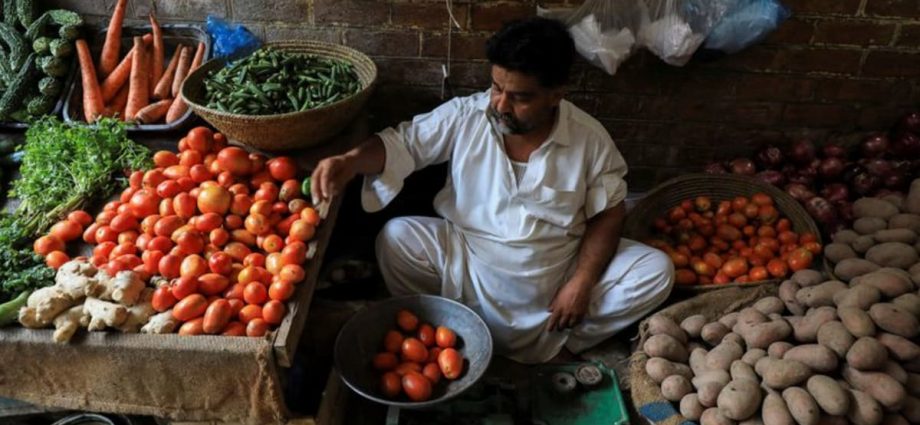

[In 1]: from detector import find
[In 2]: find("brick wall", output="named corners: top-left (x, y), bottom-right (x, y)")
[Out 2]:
top-left (57, 0), bottom-right (920, 190)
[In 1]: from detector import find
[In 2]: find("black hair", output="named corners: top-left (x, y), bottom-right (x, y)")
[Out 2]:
top-left (485, 16), bottom-right (576, 88)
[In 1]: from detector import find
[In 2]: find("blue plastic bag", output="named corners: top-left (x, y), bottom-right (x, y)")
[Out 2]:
top-left (206, 15), bottom-right (261, 59)
top-left (704, 0), bottom-right (790, 54)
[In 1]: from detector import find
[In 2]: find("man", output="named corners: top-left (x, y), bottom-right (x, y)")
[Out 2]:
top-left (310, 17), bottom-right (674, 363)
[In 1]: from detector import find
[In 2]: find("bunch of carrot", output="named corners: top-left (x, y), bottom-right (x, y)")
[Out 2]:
top-left (74, 0), bottom-right (205, 125)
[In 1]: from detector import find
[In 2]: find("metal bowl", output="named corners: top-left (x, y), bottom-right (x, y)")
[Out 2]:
top-left (334, 294), bottom-right (493, 408)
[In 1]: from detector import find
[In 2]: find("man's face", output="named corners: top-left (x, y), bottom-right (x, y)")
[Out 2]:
top-left (488, 66), bottom-right (563, 136)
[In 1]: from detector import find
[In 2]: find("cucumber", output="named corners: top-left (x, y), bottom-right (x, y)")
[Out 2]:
top-left (0, 52), bottom-right (35, 120)
top-left (0, 21), bottom-right (26, 68)
top-left (46, 9), bottom-right (82, 27)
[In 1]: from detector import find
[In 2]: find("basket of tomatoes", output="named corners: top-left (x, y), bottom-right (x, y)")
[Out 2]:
top-left (624, 174), bottom-right (823, 291)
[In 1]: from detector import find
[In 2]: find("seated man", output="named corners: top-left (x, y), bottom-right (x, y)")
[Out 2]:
top-left (310, 17), bottom-right (674, 363)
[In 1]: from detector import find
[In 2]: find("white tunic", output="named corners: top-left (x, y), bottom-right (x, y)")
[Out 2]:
top-left (363, 91), bottom-right (632, 362)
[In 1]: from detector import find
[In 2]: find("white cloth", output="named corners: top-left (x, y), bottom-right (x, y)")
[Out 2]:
top-left (362, 91), bottom-right (673, 363)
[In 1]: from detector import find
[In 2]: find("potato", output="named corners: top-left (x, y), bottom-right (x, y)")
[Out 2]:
top-left (754, 297), bottom-right (786, 315)
top-left (723, 332), bottom-right (745, 347)
top-left (834, 258), bottom-right (880, 282)
top-left (814, 416), bottom-right (848, 425)
top-left (816, 321), bottom-right (854, 358)
top-left (648, 314), bottom-right (689, 344)
top-left (846, 337), bottom-right (889, 370)
top-left (883, 361), bottom-right (908, 385)
top-left (877, 333), bottom-right (920, 362)
top-left (888, 213), bottom-right (920, 233)
top-left (806, 375), bottom-right (849, 416)
top-left (742, 348), bottom-right (767, 366)
top-left (907, 179), bottom-right (920, 214)
top-left (833, 284), bottom-right (881, 310)
top-left (760, 359), bottom-right (812, 389)
top-left (796, 281), bottom-right (848, 308)
top-left (794, 307), bottom-right (837, 343)
top-left (824, 243), bottom-right (857, 265)
top-left (731, 360), bottom-right (759, 382)
top-left (680, 393), bottom-right (704, 420)
top-left (782, 387), bottom-right (819, 425)
top-left (735, 308), bottom-right (770, 333)
top-left (742, 320), bottom-right (793, 349)
top-left (768, 341), bottom-right (795, 359)
top-left (661, 374), bottom-right (693, 402)
top-left (842, 366), bottom-right (906, 411)
top-left (854, 271), bottom-right (916, 298)
top-left (706, 340), bottom-right (745, 371)
top-left (691, 347), bottom-right (711, 375)
top-left (852, 236), bottom-right (877, 255)
top-left (718, 378), bottom-right (762, 420)
top-left (681, 314), bottom-right (707, 339)
top-left (866, 242), bottom-right (919, 269)
top-left (694, 369), bottom-right (731, 389)
top-left (779, 280), bottom-right (805, 316)
top-left (783, 344), bottom-right (838, 374)
top-left (739, 418), bottom-right (765, 425)
top-left (703, 322), bottom-right (731, 346)
top-left (854, 217), bottom-right (888, 235)
top-left (833, 229), bottom-right (859, 244)
top-left (700, 407), bottom-right (737, 425)
top-left (720, 312), bottom-right (741, 328)
top-left (698, 381), bottom-right (727, 408)
top-left (646, 356), bottom-right (693, 384)
top-left (892, 293), bottom-right (920, 317)
top-left (868, 303), bottom-right (919, 338)
top-left (881, 193), bottom-right (905, 210)
top-left (792, 270), bottom-right (824, 287)
top-left (854, 198), bottom-right (899, 220)
top-left (644, 334), bottom-right (689, 362)
top-left (874, 228), bottom-right (917, 244)
top-left (838, 307), bottom-right (877, 338)
top-left (848, 389), bottom-right (883, 425)
top-left (880, 414), bottom-right (909, 425)
top-left (908, 373), bottom-right (920, 397)
top-left (762, 391), bottom-right (795, 425)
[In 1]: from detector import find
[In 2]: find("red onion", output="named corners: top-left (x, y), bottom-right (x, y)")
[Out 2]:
top-left (818, 157), bottom-right (846, 180)
top-left (821, 143), bottom-right (848, 159)
top-left (755, 145), bottom-right (785, 169)
top-left (785, 183), bottom-right (816, 202)
top-left (851, 172), bottom-right (880, 196)
top-left (891, 131), bottom-right (920, 158)
top-left (789, 139), bottom-right (817, 164)
top-left (821, 183), bottom-right (849, 204)
top-left (862, 158), bottom-right (894, 177)
top-left (787, 171), bottom-right (814, 187)
top-left (704, 162), bottom-right (728, 174)
top-left (842, 163), bottom-right (866, 183)
top-left (837, 202), bottom-right (854, 222)
top-left (884, 172), bottom-right (906, 190)
top-left (805, 196), bottom-right (838, 224)
top-left (730, 158), bottom-right (756, 175)
top-left (755, 170), bottom-right (785, 187)
top-left (861, 134), bottom-right (889, 158)
top-left (897, 112), bottom-right (920, 134)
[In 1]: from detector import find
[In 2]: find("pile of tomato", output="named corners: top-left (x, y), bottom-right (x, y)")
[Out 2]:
top-left (646, 193), bottom-right (821, 286)
top-left (372, 309), bottom-right (465, 402)
top-left (33, 126), bottom-right (320, 336)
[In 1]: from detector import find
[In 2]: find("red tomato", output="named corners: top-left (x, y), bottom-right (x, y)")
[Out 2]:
top-left (280, 241), bottom-right (306, 265)
top-left (383, 330), bottom-right (404, 354)
top-left (436, 326), bottom-right (457, 348)
top-left (437, 348), bottom-right (464, 380)
top-left (109, 213), bottom-right (138, 233)
top-left (172, 294), bottom-right (208, 321)
top-left (244, 213), bottom-right (271, 236)
top-left (208, 251), bottom-right (233, 275)
top-left (222, 321), bottom-right (247, 337)
top-left (254, 182), bottom-right (279, 203)
top-left (289, 220), bottom-right (315, 241)
top-left (373, 352), bottom-right (399, 371)
top-left (198, 186), bottom-right (232, 215)
top-left (751, 192), bottom-right (773, 207)
top-left (156, 180), bottom-right (181, 198)
top-left (178, 318), bottom-right (205, 335)
top-left (427, 347), bottom-right (443, 363)
top-left (67, 210), bottom-right (93, 227)
top-left (111, 242), bottom-right (137, 258)
top-left (249, 153), bottom-right (267, 174)
top-left (141, 250), bottom-right (164, 275)
top-left (173, 193), bottom-right (196, 219)
top-left (203, 299), bottom-right (232, 334)
top-left (262, 300), bottom-right (285, 325)
top-left (95, 226), bottom-right (119, 244)
top-left (401, 372), bottom-right (432, 402)
top-left (401, 337), bottom-right (428, 363)
top-left (210, 228), bottom-right (230, 247)
top-left (243, 282), bottom-right (268, 305)
top-left (217, 147), bottom-right (251, 176)
top-left (279, 264), bottom-right (305, 284)
top-left (171, 276), bottom-right (199, 300)
top-left (721, 258), bottom-right (749, 279)
top-left (178, 150), bottom-right (201, 167)
top-left (417, 324), bottom-right (436, 347)
top-left (380, 372), bottom-right (402, 398)
top-left (152, 286), bottom-right (178, 312)
top-left (422, 362), bottom-right (442, 384)
top-left (267, 157), bottom-right (298, 181)
top-left (394, 362), bottom-right (422, 376)
top-left (239, 304), bottom-right (263, 323)
top-left (33, 235), bottom-right (64, 256)
top-left (153, 151), bottom-right (179, 168)
top-left (45, 251), bottom-right (70, 269)
top-left (176, 231), bottom-right (205, 255)
top-left (50, 220), bottom-right (83, 242)
top-left (787, 248), bottom-right (814, 272)
top-left (268, 280), bottom-right (295, 301)
top-left (397, 309), bottom-right (419, 332)
top-left (129, 189), bottom-right (160, 218)
top-left (187, 127), bottom-right (214, 152)
top-left (246, 318), bottom-right (270, 337)
top-left (198, 273), bottom-right (231, 296)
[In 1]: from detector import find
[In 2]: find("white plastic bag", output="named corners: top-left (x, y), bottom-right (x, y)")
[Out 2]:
top-left (638, 0), bottom-right (733, 66)
top-left (538, 1), bottom-right (643, 75)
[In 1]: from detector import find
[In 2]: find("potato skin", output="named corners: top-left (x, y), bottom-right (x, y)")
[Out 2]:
top-left (824, 243), bottom-right (856, 264)
top-left (717, 378), bottom-right (762, 421)
top-left (661, 374), bottom-right (693, 402)
top-left (646, 357), bottom-right (693, 383)
top-left (783, 344), bottom-right (838, 374)
top-left (741, 320), bottom-right (793, 349)
top-left (842, 366), bottom-right (907, 411)
top-left (853, 198), bottom-right (899, 220)
top-left (700, 407), bottom-right (737, 425)
top-left (853, 271), bottom-right (916, 298)
top-left (794, 307), bottom-right (837, 343)
top-left (865, 242), bottom-right (918, 269)
top-left (833, 285), bottom-right (881, 310)
top-left (845, 337), bottom-right (889, 371)
top-left (834, 258), bottom-right (880, 282)
top-left (877, 332), bottom-right (920, 362)
top-left (760, 359), bottom-right (812, 390)
top-left (848, 388), bottom-right (883, 425)
top-left (796, 281), bottom-right (848, 308)
top-left (816, 321), bottom-right (854, 358)
top-left (792, 270), bottom-right (824, 287)
top-left (643, 334), bottom-right (689, 362)
top-left (681, 314), bottom-right (707, 339)
top-left (806, 375), bottom-right (849, 416)
top-left (680, 393), bottom-right (704, 420)
top-left (782, 387), bottom-right (820, 425)
top-left (761, 391), bottom-right (795, 425)
top-left (648, 314), bottom-right (689, 344)
top-left (741, 348), bottom-right (767, 366)
top-left (702, 322), bottom-right (731, 346)
top-left (838, 307), bottom-right (877, 338)
top-left (869, 303), bottom-right (920, 338)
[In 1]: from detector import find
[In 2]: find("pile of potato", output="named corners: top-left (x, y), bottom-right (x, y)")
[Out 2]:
top-left (826, 178), bottom-right (920, 284)
top-left (642, 268), bottom-right (920, 425)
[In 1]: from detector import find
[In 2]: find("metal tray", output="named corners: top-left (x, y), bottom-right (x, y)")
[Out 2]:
top-left (63, 24), bottom-right (210, 133)
top-left (0, 53), bottom-right (78, 130)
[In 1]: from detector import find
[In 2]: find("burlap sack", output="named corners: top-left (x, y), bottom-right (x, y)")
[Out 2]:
top-left (629, 284), bottom-right (778, 425)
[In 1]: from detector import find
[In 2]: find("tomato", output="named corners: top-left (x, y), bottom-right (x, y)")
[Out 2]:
top-left (173, 294), bottom-right (208, 321)
top-left (202, 299), bottom-right (232, 334)
top-left (224, 214), bottom-right (243, 230)
top-left (380, 372), bottom-right (402, 398)
top-left (246, 318), bottom-right (270, 337)
top-left (268, 280), bottom-right (295, 301)
top-left (187, 127), bottom-right (214, 152)
top-left (803, 241), bottom-right (821, 255)
top-left (154, 180), bottom-right (179, 198)
top-left (288, 199), bottom-right (308, 216)
top-left (198, 273), bottom-right (230, 296)
top-left (438, 348), bottom-right (463, 380)
top-left (289, 220), bottom-right (315, 241)
top-left (373, 352), bottom-right (399, 371)
top-left (91, 241), bottom-right (115, 261)
top-left (159, 198), bottom-right (175, 216)
top-left (129, 189), bottom-right (160, 218)
top-left (752, 243), bottom-right (774, 260)
top-left (111, 242), bottom-right (137, 258)
top-left (210, 228), bottom-right (230, 247)
top-left (675, 269), bottom-right (697, 285)
top-left (280, 241), bottom-right (306, 265)
top-left (749, 266), bottom-right (769, 281)
top-left (198, 186), bottom-right (232, 215)
top-left (435, 326), bottom-right (457, 348)
top-left (217, 147), bottom-right (251, 176)
top-left (231, 229), bottom-right (257, 247)
top-left (34, 235), bottom-right (65, 256)
top-left (179, 149), bottom-right (203, 167)
top-left (727, 213), bottom-right (747, 228)
top-left (766, 259), bottom-right (788, 278)
top-left (212, 132), bottom-right (227, 151)
top-left (383, 330), bottom-right (404, 353)
top-left (222, 321), bottom-right (247, 336)
top-left (427, 347), bottom-right (443, 363)
top-left (50, 220), bottom-right (83, 242)
top-left (742, 203), bottom-right (760, 219)
top-left (249, 153), bottom-right (267, 174)
top-left (239, 304), bottom-right (263, 323)
top-left (279, 264), bottom-right (305, 284)
top-left (703, 252), bottom-right (723, 269)
top-left (254, 182), bottom-right (279, 203)
top-left (787, 248), bottom-right (813, 272)
top-left (178, 137), bottom-right (189, 152)
top-left (395, 362), bottom-right (422, 376)
top-left (751, 193), bottom-right (773, 207)
top-left (82, 222), bottom-right (100, 244)
top-left (417, 324), bottom-right (436, 347)
top-left (759, 205), bottom-right (779, 225)
top-left (799, 232), bottom-right (818, 244)
top-left (155, 254), bottom-right (181, 279)
top-left (731, 196), bottom-right (749, 213)
top-left (257, 234), bottom-right (282, 254)
top-left (776, 218), bottom-right (792, 233)
top-left (262, 300), bottom-right (285, 325)
top-left (422, 362), bottom-right (442, 384)
top-left (207, 251), bottom-right (232, 275)
top-left (267, 157), bottom-right (298, 181)
top-left (688, 235), bottom-right (706, 253)
top-left (243, 282), bottom-right (268, 305)
top-left (278, 179), bottom-right (300, 203)
top-left (670, 252), bottom-right (689, 268)
top-left (67, 210), bottom-right (93, 227)
top-left (716, 225), bottom-right (742, 242)
top-left (177, 254), bottom-right (206, 278)
top-left (238, 266), bottom-right (260, 285)
top-left (721, 258), bottom-right (749, 279)
top-left (691, 260), bottom-right (715, 277)
top-left (178, 318), bottom-right (205, 336)
top-left (243, 213), bottom-right (271, 236)
top-left (176, 231), bottom-right (205, 255)
top-left (402, 372), bottom-right (432, 402)
top-left (230, 194), bottom-right (253, 216)
top-left (777, 231), bottom-right (798, 245)
top-left (397, 309), bottom-right (419, 332)
top-left (150, 286), bottom-right (178, 312)
top-left (45, 251), bottom-right (70, 269)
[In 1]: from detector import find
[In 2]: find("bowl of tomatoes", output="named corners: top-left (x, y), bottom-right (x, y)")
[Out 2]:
top-left (333, 294), bottom-right (493, 408)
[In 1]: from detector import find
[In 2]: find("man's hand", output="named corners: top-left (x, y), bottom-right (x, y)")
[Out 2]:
top-left (547, 278), bottom-right (593, 331)
top-left (310, 155), bottom-right (357, 203)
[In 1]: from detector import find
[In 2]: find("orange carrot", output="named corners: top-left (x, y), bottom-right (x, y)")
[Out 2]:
top-left (134, 99), bottom-right (173, 124)
top-left (76, 39), bottom-right (104, 123)
top-left (153, 44), bottom-right (182, 100)
top-left (124, 36), bottom-right (149, 121)
top-left (148, 14), bottom-right (164, 94)
top-left (99, 0), bottom-right (128, 78)
top-left (171, 45), bottom-right (192, 98)
top-left (165, 96), bottom-right (188, 124)
top-left (190, 42), bottom-right (206, 70)
top-left (100, 34), bottom-right (153, 103)
top-left (109, 84), bottom-right (130, 121)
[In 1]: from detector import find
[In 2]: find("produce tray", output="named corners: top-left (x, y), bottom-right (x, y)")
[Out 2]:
top-left (0, 57), bottom-right (78, 130)
top-left (63, 24), bottom-right (209, 132)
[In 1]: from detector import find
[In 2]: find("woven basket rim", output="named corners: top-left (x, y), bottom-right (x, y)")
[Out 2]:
top-left (182, 40), bottom-right (378, 121)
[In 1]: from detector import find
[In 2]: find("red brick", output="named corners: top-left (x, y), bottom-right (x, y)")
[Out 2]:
top-left (671, 74), bottom-right (736, 99)
top-left (813, 21), bottom-right (896, 46)
top-left (735, 75), bottom-right (815, 101)
top-left (782, 0), bottom-right (861, 15)
top-left (444, 61), bottom-right (492, 88)
top-left (421, 33), bottom-right (489, 60)
top-left (703, 47), bottom-right (782, 73)
top-left (392, 2), bottom-right (469, 30)
top-left (765, 18), bottom-right (814, 44)
top-left (374, 58), bottom-right (444, 85)
top-left (814, 79), bottom-right (910, 103)
top-left (595, 95), bottom-right (672, 119)
top-left (782, 103), bottom-right (857, 127)
top-left (344, 29), bottom-right (419, 57)
top-left (778, 48), bottom-right (863, 75)
top-left (865, 0), bottom-right (920, 18)
top-left (583, 54), bottom-right (665, 95)
top-left (666, 124), bottom-right (724, 148)
top-left (231, 0), bottom-right (306, 21)
top-left (678, 101), bottom-right (783, 127)
top-left (264, 25), bottom-right (343, 44)
top-left (565, 92), bottom-right (598, 116)
top-left (314, 0), bottom-right (389, 26)
top-left (862, 51), bottom-right (920, 77)
top-left (856, 106), bottom-right (913, 130)
top-left (599, 119), bottom-right (668, 144)
top-left (898, 24), bottom-right (920, 47)
top-left (134, 0), bottom-right (229, 20)
top-left (470, 3), bottom-right (536, 31)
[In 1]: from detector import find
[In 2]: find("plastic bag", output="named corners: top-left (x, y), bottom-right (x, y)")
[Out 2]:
top-left (538, 1), bottom-right (643, 75)
top-left (637, 0), bottom-right (733, 66)
top-left (206, 15), bottom-right (261, 59)
top-left (704, 0), bottom-right (790, 54)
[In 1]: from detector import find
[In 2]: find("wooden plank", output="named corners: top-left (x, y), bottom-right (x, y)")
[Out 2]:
top-left (315, 369), bottom-right (347, 425)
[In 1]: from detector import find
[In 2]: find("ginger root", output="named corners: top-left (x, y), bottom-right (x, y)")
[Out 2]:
top-left (85, 270), bottom-right (145, 306)
top-left (55, 260), bottom-right (98, 302)
top-left (141, 311), bottom-right (179, 334)
top-left (18, 286), bottom-right (74, 328)
top-left (83, 297), bottom-right (128, 331)
top-left (53, 305), bottom-right (89, 343)
top-left (116, 288), bottom-right (156, 333)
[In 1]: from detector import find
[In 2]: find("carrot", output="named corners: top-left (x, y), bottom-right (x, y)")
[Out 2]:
top-left (134, 99), bottom-right (173, 124)
top-left (190, 42), bottom-right (206, 70)
top-left (171, 45), bottom-right (192, 98)
top-left (99, 0), bottom-right (128, 78)
top-left (100, 34), bottom-right (154, 103)
top-left (109, 84), bottom-right (130, 121)
top-left (165, 96), bottom-right (188, 124)
top-left (124, 36), bottom-right (149, 121)
top-left (75, 39), bottom-right (104, 123)
top-left (148, 14), bottom-right (164, 94)
top-left (153, 44), bottom-right (182, 100)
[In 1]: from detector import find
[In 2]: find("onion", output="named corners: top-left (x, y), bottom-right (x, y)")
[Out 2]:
top-left (805, 196), bottom-right (838, 224)
top-left (891, 131), bottom-right (920, 158)
top-left (729, 158), bottom-right (756, 176)
top-left (787, 171), bottom-right (814, 187)
top-left (789, 139), bottom-right (817, 164)
top-left (842, 163), bottom-right (866, 183)
top-left (704, 162), bottom-right (728, 174)
top-left (755, 145), bottom-right (785, 169)
top-left (821, 143), bottom-right (848, 159)
top-left (755, 170), bottom-right (785, 187)
top-left (821, 183), bottom-right (849, 204)
top-left (862, 158), bottom-right (894, 177)
top-left (897, 111), bottom-right (920, 134)
top-left (818, 157), bottom-right (846, 180)
top-left (836, 202), bottom-right (854, 223)
top-left (785, 183), bottom-right (816, 202)
top-left (861, 134), bottom-right (889, 158)
top-left (884, 172), bottom-right (906, 190)
top-left (851, 172), bottom-right (880, 196)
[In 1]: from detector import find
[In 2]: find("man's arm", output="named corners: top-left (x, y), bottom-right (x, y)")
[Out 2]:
top-left (547, 201), bottom-right (626, 331)
top-left (310, 135), bottom-right (386, 202)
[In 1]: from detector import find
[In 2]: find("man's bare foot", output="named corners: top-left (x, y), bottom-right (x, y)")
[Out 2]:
top-left (548, 347), bottom-right (582, 363)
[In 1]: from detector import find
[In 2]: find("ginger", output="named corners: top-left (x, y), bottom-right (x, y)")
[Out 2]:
top-left (83, 297), bottom-right (128, 331)
top-left (116, 288), bottom-right (156, 333)
top-left (54, 259), bottom-right (98, 302)
top-left (18, 286), bottom-right (74, 328)
top-left (52, 305), bottom-right (89, 343)
top-left (84, 270), bottom-right (145, 306)
top-left (141, 311), bottom-right (179, 334)
top-left (84, 270), bottom-right (112, 299)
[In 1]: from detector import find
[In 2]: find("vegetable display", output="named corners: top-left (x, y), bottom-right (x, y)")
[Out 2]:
top-left (203, 47), bottom-right (362, 115)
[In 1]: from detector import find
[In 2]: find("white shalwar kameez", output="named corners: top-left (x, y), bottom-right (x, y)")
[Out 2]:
top-left (363, 91), bottom-right (674, 363)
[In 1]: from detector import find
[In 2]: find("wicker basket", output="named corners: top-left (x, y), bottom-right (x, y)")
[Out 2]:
top-left (623, 173), bottom-right (822, 292)
top-left (181, 40), bottom-right (377, 151)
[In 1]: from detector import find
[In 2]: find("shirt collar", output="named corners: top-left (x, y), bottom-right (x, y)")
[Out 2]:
top-left (478, 90), bottom-right (571, 146)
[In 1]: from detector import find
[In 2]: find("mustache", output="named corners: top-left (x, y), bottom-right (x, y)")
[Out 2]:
top-left (487, 107), bottom-right (518, 124)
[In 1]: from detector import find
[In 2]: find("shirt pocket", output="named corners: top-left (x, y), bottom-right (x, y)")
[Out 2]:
top-left (520, 185), bottom-right (582, 228)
